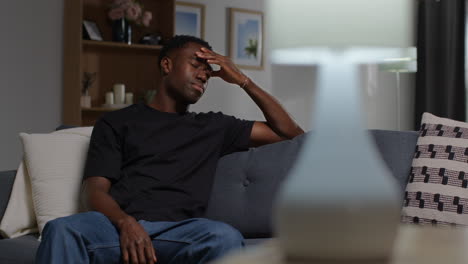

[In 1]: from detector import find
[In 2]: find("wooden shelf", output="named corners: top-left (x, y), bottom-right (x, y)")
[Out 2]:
top-left (63, 0), bottom-right (174, 126)
top-left (82, 40), bottom-right (162, 51)
top-left (82, 107), bottom-right (126, 112)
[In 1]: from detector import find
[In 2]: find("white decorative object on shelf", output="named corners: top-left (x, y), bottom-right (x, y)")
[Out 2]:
top-left (80, 95), bottom-right (91, 108)
top-left (105, 92), bottom-right (114, 105)
top-left (125, 92), bottom-right (134, 104)
top-left (113, 84), bottom-right (125, 104)
top-left (267, 0), bottom-right (415, 262)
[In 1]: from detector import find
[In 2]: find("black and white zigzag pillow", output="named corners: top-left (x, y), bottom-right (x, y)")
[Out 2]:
top-left (402, 112), bottom-right (468, 226)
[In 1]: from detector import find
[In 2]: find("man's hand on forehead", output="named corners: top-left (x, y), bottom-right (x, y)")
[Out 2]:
top-left (195, 47), bottom-right (246, 86)
top-left (193, 56), bottom-right (214, 72)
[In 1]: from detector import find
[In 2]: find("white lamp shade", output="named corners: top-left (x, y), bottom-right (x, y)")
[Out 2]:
top-left (380, 47), bottom-right (418, 72)
top-left (267, 0), bottom-right (415, 50)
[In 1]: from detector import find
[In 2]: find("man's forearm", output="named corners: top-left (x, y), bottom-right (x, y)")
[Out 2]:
top-left (84, 185), bottom-right (135, 229)
top-left (82, 178), bottom-right (157, 263)
top-left (241, 78), bottom-right (304, 138)
top-left (194, 47), bottom-right (304, 138)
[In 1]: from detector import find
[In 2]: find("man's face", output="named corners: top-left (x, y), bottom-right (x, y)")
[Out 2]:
top-left (164, 42), bottom-right (213, 104)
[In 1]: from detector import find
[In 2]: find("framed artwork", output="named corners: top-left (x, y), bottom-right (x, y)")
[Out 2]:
top-left (175, 2), bottom-right (205, 38)
top-left (82, 20), bottom-right (103, 41)
top-left (229, 8), bottom-right (264, 70)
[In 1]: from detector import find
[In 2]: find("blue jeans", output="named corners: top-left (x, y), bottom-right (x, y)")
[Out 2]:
top-left (35, 211), bottom-right (244, 264)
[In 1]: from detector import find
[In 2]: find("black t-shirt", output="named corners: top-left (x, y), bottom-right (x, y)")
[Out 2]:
top-left (83, 103), bottom-right (254, 222)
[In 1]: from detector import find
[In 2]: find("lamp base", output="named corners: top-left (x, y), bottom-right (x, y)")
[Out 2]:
top-left (274, 59), bottom-right (401, 261)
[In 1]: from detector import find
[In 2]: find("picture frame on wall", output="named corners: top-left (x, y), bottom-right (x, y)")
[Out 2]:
top-left (229, 8), bottom-right (264, 70)
top-left (82, 20), bottom-right (103, 41)
top-left (175, 2), bottom-right (205, 38)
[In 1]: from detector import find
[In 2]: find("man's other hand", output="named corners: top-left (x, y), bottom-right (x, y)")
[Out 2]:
top-left (118, 216), bottom-right (157, 264)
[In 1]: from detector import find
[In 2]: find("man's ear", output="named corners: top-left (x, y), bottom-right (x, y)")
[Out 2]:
top-left (160, 57), bottom-right (172, 75)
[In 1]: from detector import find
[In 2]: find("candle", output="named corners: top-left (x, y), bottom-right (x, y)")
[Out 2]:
top-left (125, 92), bottom-right (134, 104)
top-left (105, 92), bottom-right (114, 105)
top-left (113, 84), bottom-right (125, 104)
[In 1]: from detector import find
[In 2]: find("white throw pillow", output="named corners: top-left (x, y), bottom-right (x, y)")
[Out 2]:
top-left (0, 127), bottom-right (93, 238)
top-left (402, 113), bottom-right (468, 226)
top-left (18, 127), bottom-right (93, 234)
top-left (0, 162), bottom-right (38, 238)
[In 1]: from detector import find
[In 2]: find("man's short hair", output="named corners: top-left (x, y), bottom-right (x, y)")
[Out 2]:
top-left (158, 35), bottom-right (212, 65)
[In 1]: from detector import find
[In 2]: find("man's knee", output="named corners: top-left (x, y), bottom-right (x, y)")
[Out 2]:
top-left (198, 219), bottom-right (244, 249)
top-left (42, 211), bottom-right (106, 238)
top-left (42, 217), bottom-right (72, 239)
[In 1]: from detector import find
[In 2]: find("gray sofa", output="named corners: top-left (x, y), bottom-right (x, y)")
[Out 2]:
top-left (0, 130), bottom-right (419, 264)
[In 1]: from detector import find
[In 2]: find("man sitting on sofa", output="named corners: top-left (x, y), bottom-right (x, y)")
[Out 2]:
top-left (35, 35), bottom-right (304, 264)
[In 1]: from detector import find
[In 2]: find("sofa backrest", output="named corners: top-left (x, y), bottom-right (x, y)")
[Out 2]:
top-left (370, 130), bottom-right (419, 190)
top-left (205, 129), bottom-right (419, 238)
top-left (0, 170), bottom-right (16, 238)
top-left (0, 129), bottom-right (419, 239)
top-left (0, 170), bottom-right (16, 223)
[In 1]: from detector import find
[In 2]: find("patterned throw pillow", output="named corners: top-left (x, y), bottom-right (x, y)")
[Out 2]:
top-left (402, 113), bottom-right (468, 226)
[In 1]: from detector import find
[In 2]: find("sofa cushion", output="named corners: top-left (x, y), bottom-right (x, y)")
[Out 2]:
top-left (0, 233), bottom-right (39, 264)
top-left (402, 113), bottom-right (468, 226)
top-left (0, 234), bottom-right (264, 264)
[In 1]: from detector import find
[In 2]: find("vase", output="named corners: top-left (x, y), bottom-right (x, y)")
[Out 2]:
top-left (273, 60), bottom-right (402, 261)
top-left (112, 18), bottom-right (132, 44)
top-left (80, 95), bottom-right (91, 108)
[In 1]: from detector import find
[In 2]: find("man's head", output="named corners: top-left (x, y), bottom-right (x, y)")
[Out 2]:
top-left (158, 35), bottom-right (214, 105)
top-left (158, 35), bottom-right (212, 67)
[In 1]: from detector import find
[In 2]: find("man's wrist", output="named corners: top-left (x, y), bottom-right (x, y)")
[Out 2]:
top-left (239, 77), bottom-right (250, 89)
top-left (115, 215), bottom-right (136, 230)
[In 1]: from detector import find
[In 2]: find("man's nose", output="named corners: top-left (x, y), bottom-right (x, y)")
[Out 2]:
top-left (197, 69), bottom-right (209, 82)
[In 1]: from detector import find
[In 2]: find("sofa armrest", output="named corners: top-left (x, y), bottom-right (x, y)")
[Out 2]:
top-left (0, 170), bottom-right (16, 229)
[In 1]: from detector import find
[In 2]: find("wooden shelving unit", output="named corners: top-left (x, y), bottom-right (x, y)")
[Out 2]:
top-left (63, 0), bottom-right (175, 126)
top-left (82, 40), bottom-right (163, 51)
top-left (82, 107), bottom-right (129, 112)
